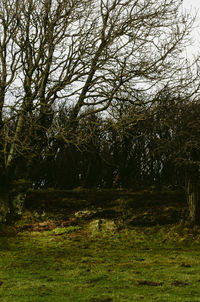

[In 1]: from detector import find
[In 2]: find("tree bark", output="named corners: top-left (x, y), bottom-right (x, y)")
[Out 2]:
top-left (186, 177), bottom-right (200, 225)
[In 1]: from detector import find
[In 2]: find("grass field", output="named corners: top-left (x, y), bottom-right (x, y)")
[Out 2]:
top-left (1, 217), bottom-right (200, 302)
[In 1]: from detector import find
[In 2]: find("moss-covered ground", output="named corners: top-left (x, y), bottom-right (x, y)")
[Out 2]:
top-left (1, 215), bottom-right (200, 302)
top-left (0, 188), bottom-right (198, 301)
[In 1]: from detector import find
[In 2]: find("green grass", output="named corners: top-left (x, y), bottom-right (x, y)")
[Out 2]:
top-left (1, 224), bottom-right (200, 302)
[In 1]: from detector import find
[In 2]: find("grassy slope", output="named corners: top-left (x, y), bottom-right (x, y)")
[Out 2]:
top-left (0, 189), bottom-right (199, 302)
top-left (1, 223), bottom-right (200, 302)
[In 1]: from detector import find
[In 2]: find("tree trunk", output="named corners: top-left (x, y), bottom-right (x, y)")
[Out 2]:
top-left (0, 177), bottom-right (30, 223)
top-left (0, 194), bottom-right (10, 223)
top-left (6, 112), bottom-right (25, 169)
top-left (186, 178), bottom-right (200, 225)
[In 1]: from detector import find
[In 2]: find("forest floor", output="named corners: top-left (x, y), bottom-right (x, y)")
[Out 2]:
top-left (1, 189), bottom-right (200, 301)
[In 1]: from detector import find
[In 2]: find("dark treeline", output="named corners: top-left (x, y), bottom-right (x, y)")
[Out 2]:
top-left (7, 93), bottom-right (200, 191)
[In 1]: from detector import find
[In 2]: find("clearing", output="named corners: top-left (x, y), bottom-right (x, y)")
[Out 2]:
top-left (0, 188), bottom-right (200, 302)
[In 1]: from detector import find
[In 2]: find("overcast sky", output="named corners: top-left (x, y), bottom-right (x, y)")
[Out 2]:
top-left (182, 0), bottom-right (200, 58)
top-left (183, 0), bottom-right (200, 10)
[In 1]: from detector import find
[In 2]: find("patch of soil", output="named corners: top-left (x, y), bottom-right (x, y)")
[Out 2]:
top-left (135, 258), bottom-right (145, 262)
top-left (171, 280), bottom-right (189, 287)
top-left (138, 280), bottom-right (163, 286)
top-left (90, 298), bottom-right (113, 302)
top-left (181, 263), bottom-right (191, 268)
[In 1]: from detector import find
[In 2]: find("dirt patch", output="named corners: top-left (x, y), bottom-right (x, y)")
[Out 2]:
top-left (90, 298), bottom-right (113, 302)
top-left (171, 280), bottom-right (189, 287)
top-left (181, 263), bottom-right (191, 268)
top-left (138, 280), bottom-right (163, 286)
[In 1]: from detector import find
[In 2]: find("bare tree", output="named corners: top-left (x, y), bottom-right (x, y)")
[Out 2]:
top-left (0, 0), bottom-right (197, 221)
top-left (0, 0), bottom-right (194, 167)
